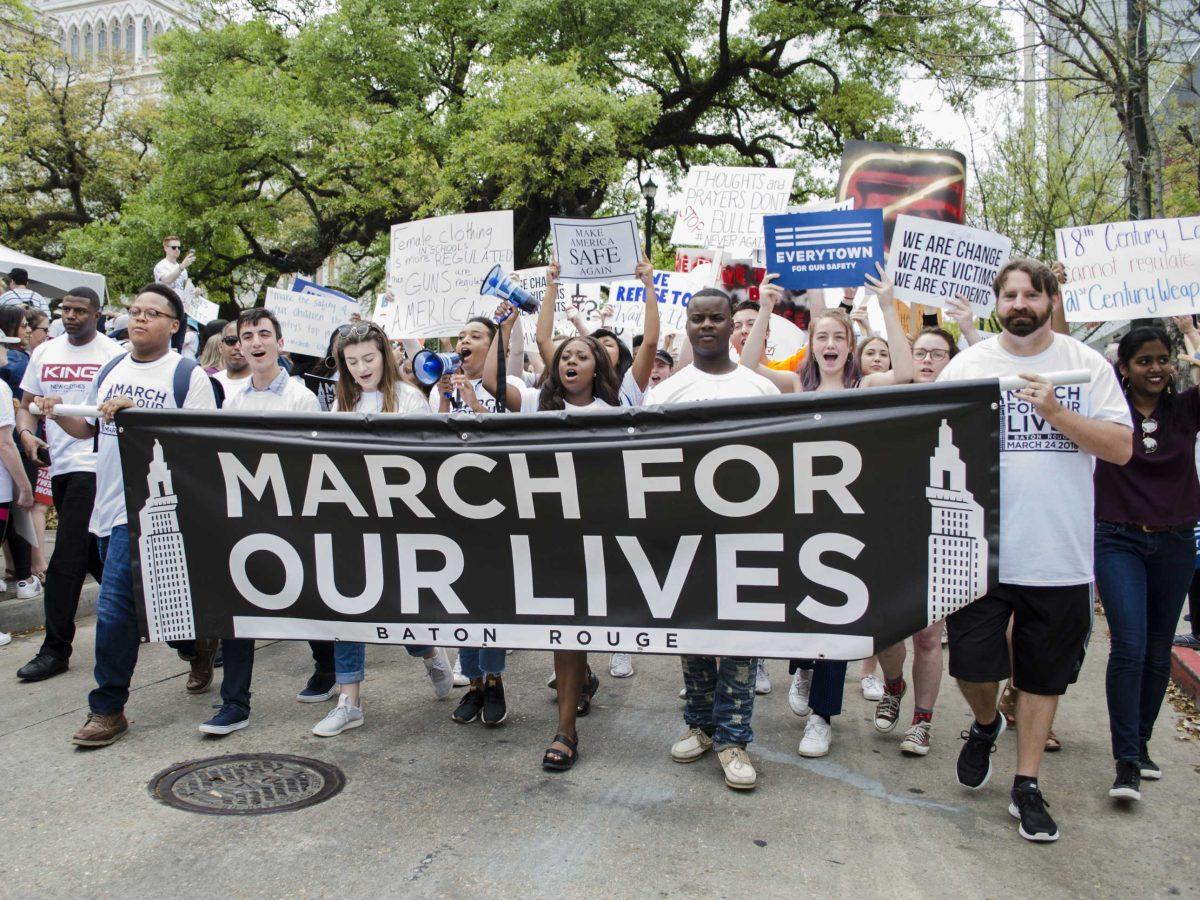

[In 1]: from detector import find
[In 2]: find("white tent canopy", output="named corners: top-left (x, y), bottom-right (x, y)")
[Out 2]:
top-left (0, 244), bottom-right (106, 302)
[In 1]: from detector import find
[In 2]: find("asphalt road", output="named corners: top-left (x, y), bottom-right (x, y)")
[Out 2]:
top-left (0, 618), bottom-right (1196, 898)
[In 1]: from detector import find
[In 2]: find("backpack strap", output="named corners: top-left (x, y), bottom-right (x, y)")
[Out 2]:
top-left (172, 356), bottom-right (200, 408)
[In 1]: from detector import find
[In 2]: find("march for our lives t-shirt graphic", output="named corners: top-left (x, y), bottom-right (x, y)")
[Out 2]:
top-left (96, 380), bottom-right (170, 437)
top-left (1000, 385), bottom-right (1082, 453)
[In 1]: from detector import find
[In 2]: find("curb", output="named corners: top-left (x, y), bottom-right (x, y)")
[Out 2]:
top-left (1170, 645), bottom-right (1200, 703)
top-left (0, 580), bottom-right (100, 636)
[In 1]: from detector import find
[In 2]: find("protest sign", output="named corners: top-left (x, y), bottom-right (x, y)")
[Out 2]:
top-left (549, 215), bottom-right (641, 284)
top-left (670, 166), bottom-right (796, 256)
top-left (123, 382), bottom-right (998, 658)
top-left (384, 211), bottom-right (514, 337)
top-left (886, 216), bottom-right (1012, 315)
top-left (764, 314), bottom-right (807, 364)
top-left (511, 267), bottom-right (603, 324)
top-left (1055, 217), bottom-right (1200, 321)
top-left (608, 269), bottom-right (704, 335)
top-left (763, 209), bottom-right (885, 290)
top-left (265, 287), bottom-right (354, 357)
top-left (290, 276), bottom-right (356, 304)
top-left (182, 293), bottom-right (219, 325)
top-left (837, 141), bottom-right (966, 249)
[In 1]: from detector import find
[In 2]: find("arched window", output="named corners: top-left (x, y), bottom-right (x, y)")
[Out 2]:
top-left (111, 18), bottom-right (120, 53)
top-left (70, 26), bottom-right (79, 58)
top-left (83, 24), bottom-right (93, 58)
top-left (97, 23), bottom-right (106, 54)
top-left (125, 18), bottom-right (134, 57)
top-left (142, 19), bottom-right (150, 57)
top-left (153, 21), bottom-right (163, 38)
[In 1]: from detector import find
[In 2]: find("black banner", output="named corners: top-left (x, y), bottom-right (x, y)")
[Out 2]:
top-left (121, 381), bottom-right (1000, 660)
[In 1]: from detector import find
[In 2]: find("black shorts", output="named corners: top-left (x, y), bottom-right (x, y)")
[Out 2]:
top-left (945, 582), bottom-right (1091, 696)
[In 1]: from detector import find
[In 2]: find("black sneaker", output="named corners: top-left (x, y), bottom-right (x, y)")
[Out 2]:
top-left (452, 686), bottom-right (485, 724)
top-left (956, 714), bottom-right (1006, 790)
top-left (1008, 782), bottom-right (1059, 842)
top-left (1109, 760), bottom-right (1141, 801)
top-left (481, 676), bottom-right (507, 727)
top-left (1139, 742), bottom-right (1162, 780)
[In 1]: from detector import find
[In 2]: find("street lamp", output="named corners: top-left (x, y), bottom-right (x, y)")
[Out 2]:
top-left (641, 176), bottom-right (658, 259)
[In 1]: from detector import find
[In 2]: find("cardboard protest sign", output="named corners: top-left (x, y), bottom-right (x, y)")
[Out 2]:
top-left (290, 276), bottom-right (356, 303)
top-left (511, 267), bottom-right (603, 324)
top-left (183, 293), bottom-right (220, 325)
top-left (608, 269), bottom-right (703, 335)
top-left (384, 211), bottom-right (514, 337)
top-left (265, 287), bottom-right (355, 357)
top-left (549, 215), bottom-right (641, 284)
top-left (763, 209), bottom-right (884, 290)
top-left (671, 166), bottom-right (796, 256)
top-left (1055, 217), bottom-right (1200, 321)
top-left (886, 216), bottom-right (1012, 316)
top-left (836, 141), bottom-right (967, 249)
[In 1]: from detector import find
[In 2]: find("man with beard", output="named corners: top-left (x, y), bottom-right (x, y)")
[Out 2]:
top-left (937, 259), bottom-right (1132, 843)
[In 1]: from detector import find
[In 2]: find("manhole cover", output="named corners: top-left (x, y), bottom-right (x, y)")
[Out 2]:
top-left (148, 753), bottom-right (345, 815)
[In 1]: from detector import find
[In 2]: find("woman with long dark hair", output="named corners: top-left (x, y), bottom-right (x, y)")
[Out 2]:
top-left (1093, 325), bottom-right (1200, 801)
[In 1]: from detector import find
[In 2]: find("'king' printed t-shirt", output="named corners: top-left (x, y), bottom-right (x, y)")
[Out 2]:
top-left (86, 352), bottom-right (217, 537)
top-left (20, 332), bottom-right (124, 477)
top-left (937, 332), bottom-right (1131, 586)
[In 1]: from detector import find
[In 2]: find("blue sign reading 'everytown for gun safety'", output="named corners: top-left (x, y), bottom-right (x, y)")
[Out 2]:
top-left (764, 209), bottom-right (885, 290)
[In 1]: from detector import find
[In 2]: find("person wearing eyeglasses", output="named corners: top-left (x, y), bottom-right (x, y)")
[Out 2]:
top-left (1092, 325), bottom-right (1199, 804)
top-left (154, 236), bottom-right (195, 295)
top-left (936, 259), bottom-right (1132, 844)
top-left (872, 327), bottom-right (960, 758)
top-left (39, 283), bottom-right (217, 748)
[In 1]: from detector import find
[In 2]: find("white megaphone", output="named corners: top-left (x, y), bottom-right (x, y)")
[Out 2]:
top-left (412, 350), bottom-right (462, 387)
top-left (480, 265), bottom-right (540, 314)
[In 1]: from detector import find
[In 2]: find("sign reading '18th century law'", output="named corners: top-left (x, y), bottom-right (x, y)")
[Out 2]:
top-left (121, 384), bottom-right (999, 660)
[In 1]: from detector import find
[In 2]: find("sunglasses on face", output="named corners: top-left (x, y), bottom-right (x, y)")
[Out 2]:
top-left (221, 336), bottom-right (239, 346)
top-left (168, 245), bottom-right (181, 251)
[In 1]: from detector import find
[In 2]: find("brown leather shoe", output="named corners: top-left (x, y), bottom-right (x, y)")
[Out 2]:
top-left (186, 639), bottom-right (219, 694)
top-left (71, 711), bottom-right (129, 747)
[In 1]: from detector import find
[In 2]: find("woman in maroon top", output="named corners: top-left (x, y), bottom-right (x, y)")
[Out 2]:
top-left (1093, 325), bottom-right (1200, 803)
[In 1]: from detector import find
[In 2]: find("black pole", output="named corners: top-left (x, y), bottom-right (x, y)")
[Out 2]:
top-left (644, 196), bottom-right (655, 259)
top-left (495, 324), bottom-right (506, 413)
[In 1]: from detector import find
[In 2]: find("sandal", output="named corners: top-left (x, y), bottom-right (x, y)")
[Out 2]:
top-left (1044, 729), bottom-right (1062, 752)
top-left (575, 669), bottom-right (600, 717)
top-left (999, 683), bottom-right (1018, 727)
top-left (542, 732), bottom-right (579, 771)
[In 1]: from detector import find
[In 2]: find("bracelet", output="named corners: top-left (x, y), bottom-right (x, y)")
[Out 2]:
top-left (16, 428), bottom-right (31, 439)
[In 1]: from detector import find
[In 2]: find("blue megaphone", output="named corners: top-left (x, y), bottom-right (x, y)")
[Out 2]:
top-left (412, 350), bottom-right (462, 387)
top-left (480, 264), bottom-right (540, 314)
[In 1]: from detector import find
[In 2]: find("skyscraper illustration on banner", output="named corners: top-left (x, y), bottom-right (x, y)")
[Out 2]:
top-left (138, 441), bottom-right (196, 641)
top-left (926, 420), bottom-right (988, 623)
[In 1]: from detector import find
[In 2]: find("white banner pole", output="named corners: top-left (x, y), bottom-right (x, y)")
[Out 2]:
top-left (996, 369), bottom-right (1092, 392)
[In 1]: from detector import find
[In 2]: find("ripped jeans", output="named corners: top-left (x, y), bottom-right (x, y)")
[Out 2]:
top-left (681, 655), bottom-right (757, 749)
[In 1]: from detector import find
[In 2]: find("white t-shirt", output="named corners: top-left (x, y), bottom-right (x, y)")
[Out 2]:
top-left (515, 385), bottom-right (615, 413)
top-left (20, 332), bottom-right (124, 477)
top-left (86, 352), bottom-right (217, 537)
top-left (429, 376), bottom-right (526, 413)
top-left (643, 363), bottom-right (780, 406)
top-left (333, 382), bottom-right (428, 414)
top-left (212, 368), bottom-right (250, 397)
top-left (619, 368), bottom-right (645, 407)
top-left (937, 331), bottom-right (1131, 586)
top-left (153, 257), bottom-right (188, 294)
top-left (223, 372), bottom-right (320, 413)
top-left (0, 380), bottom-right (13, 502)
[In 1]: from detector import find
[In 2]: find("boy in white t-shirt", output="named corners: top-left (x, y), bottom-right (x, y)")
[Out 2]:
top-left (205, 308), bottom-right (331, 736)
top-left (43, 283), bottom-right (216, 748)
top-left (211, 320), bottom-right (250, 398)
top-left (14, 287), bottom-right (123, 681)
top-left (937, 259), bottom-right (1132, 843)
top-left (644, 288), bottom-right (779, 792)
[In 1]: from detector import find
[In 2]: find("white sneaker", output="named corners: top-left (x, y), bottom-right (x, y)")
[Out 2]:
top-left (799, 715), bottom-right (832, 757)
top-left (717, 746), bottom-right (757, 790)
top-left (671, 726), bottom-right (714, 762)
top-left (860, 673), bottom-right (884, 701)
top-left (16, 577), bottom-right (42, 600)
top-left (0, 578), bottom-right (7, 593)
top-left (423, 648), bottom-right (454, 700)
top-left (610, 652), bottom-right (634, 678)
top-left (0, 631), bottom-right (11, 647)
top-left (679, 685), bottom-right (687, 700)
top-left (754, 659), bottom-right (771, 695)
top-left (451, 653), bottom-right (469, 687)
top-left (312, 694), bottom-right (364, 737)
top-left (788, 669), bottom-right (813, 717)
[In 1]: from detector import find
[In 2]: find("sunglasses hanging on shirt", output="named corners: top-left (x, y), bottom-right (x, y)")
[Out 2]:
top-left (1140, 417), bottom-right (1158, 454)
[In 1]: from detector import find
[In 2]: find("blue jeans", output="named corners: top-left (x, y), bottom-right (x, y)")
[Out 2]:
top-left (458, 647), bottom-right (505, 680)
top-left (89, 526), bottom-right (139, 716)
top-left (335, 643), bottom-right (432, 684)
top-left (681, 655), bottom-right (756, 748)
top-left (1094, 522), bottom-right (1195, 761)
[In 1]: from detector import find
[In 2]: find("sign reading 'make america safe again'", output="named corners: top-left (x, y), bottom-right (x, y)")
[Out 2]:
top-left (121, 383), bottom-right (999, 661)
